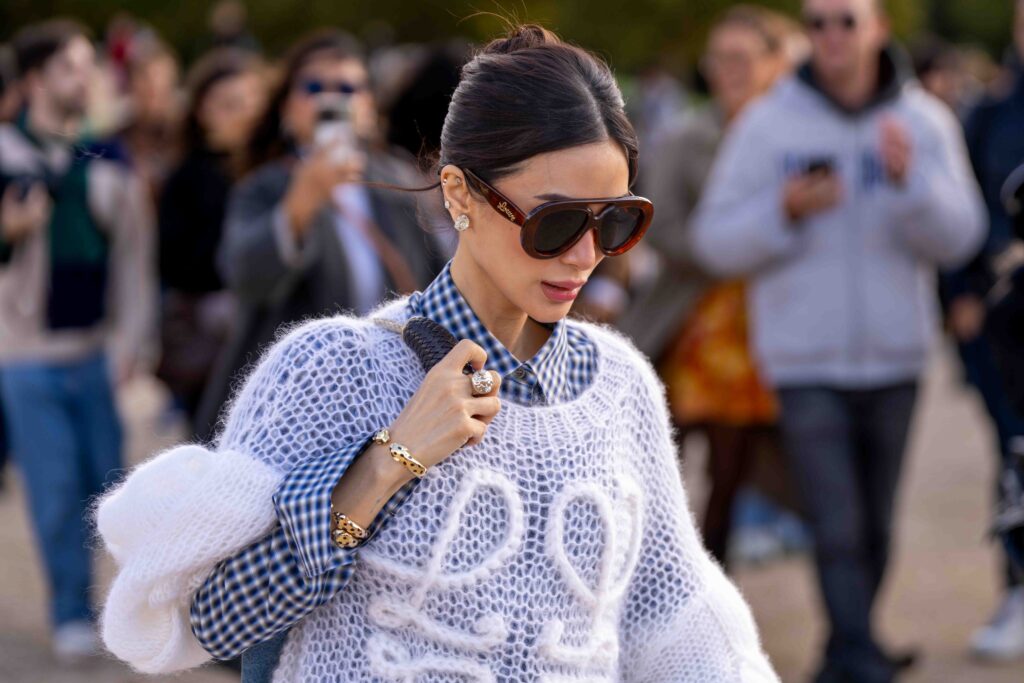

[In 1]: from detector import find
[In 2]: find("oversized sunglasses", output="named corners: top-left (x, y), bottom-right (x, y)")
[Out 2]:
top-left (297, 78), bottom-right (367, 96)
top-left (461, 169), bottom-right (654, 259)
top-left (803, 12), bottom-right (858, 32)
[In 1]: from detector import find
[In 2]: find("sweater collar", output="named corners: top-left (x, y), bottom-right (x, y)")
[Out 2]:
top-left (408, 261), bottom-right (576, 405)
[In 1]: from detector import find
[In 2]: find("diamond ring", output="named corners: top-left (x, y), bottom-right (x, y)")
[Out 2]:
top-left (470, 370), bottom-right (494, 396)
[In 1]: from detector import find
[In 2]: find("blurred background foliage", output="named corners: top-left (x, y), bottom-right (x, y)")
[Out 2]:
top-left (0, 0), bottom-right (1016, 73)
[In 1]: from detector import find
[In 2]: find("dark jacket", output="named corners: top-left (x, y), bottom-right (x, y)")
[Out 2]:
top-left (949, 65), bottom-right (1024, 302)
top-left (195, 148), bottom-right (446, 440)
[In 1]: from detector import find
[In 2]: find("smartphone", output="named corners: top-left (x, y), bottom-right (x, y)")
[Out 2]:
top-left (805, 156), bottom-right (835, 176)
top-left (313, 93), bottom-right (355, 164)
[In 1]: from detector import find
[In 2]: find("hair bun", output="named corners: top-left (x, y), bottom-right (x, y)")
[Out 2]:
top-left (481, 24), bottom-right (561, 55)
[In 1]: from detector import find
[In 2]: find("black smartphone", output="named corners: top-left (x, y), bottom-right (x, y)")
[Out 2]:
top-left (805, 157), bottom-right (835, 176)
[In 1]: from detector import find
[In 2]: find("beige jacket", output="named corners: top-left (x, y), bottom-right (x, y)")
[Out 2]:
top-left (0, 124), bottom-right (156, 369)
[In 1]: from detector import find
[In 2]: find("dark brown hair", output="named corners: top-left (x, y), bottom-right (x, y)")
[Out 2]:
top-left (437, 24), bottom-right (639, 188)
top-left (12, 19), bottom-right (91, 78)
top-left (244, 29), bottom-right (363, 171)
top-left (180, 47), bottom-right (260, 158)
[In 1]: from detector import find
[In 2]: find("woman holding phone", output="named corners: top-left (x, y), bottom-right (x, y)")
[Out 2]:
top-left (193, 29), bottom-right (447, 441)
top-left (97, 24), bottom-right (778, 683)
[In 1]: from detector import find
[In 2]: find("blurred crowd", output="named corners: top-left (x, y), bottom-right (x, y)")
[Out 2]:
top-left (1, 0), bottom-right (1024, 681)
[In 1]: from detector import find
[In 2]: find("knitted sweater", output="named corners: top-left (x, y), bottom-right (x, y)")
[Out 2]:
top-left (96, 297), bottom-right (778, 682)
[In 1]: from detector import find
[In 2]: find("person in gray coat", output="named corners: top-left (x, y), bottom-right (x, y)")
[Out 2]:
top-left (196, 30), bottom-right (446, 440)
top-left (692, 0), bottom-right (986, 681)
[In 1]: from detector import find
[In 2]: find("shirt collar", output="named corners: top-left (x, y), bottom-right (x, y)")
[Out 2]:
top-left (408, 261), bottom-right (573, 403)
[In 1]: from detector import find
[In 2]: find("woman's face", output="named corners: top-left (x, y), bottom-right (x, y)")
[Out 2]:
top-left (280, 56), bottom-right (375, 147)
top-left (444, 139), bottom-right (631, 325)
top-left (199, 70), bottom-right (265, 152)
top-left (704, 24), bottom-right (779, 118)
top-left (131, 53), bottom-right (180, 124)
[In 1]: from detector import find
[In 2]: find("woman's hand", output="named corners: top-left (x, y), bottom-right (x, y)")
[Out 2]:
top-left (330, 340), bottom-right (501, 527)
top-left (282, 148), bottom-right (366, 240)
top-left (386, 339), bottom-right (502, 477)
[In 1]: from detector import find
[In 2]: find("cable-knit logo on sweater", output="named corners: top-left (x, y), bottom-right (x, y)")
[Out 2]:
top-left (538, 474), bottom-right (644, 673)
top-left (362, 468), bottom-right (525, 681)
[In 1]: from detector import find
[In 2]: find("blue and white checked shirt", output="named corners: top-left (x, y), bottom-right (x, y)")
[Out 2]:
top-left (189, 262), bottom-right (597, 660)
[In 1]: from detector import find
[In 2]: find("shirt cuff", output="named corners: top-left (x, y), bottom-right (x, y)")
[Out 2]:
top-left (271, 434), bottom-right (375, 579)
top-left (271, 203), bottom-right (306, 268)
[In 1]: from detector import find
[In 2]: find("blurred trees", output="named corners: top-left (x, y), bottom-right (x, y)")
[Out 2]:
top-left (0, 0), bottom-right (1016, 72)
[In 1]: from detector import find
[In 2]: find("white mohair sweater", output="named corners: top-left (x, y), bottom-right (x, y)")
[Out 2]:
top-left (96, 298), bottom-right (779, 682)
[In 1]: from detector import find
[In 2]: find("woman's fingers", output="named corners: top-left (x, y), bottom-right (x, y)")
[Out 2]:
top-left (446, 338), bottom-right (488, 372)
top-left (463, 416), bottom-right (489, 447)
top-left (467, 396), bottom-right (501, 420)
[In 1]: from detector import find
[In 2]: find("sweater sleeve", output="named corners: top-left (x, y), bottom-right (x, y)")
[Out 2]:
top-left (217, 167), bottom-right (324, 305)
top-left (617, 351), bottom-right (779, 682)
top-left (187, 319), bottom-right (419, 661)
top-left (96, 318), bottom-right (413, 673)
top-left (96, 164), bottom-right (157, 377)
top-left (188, 435), bottom-right (419, 661)
top-left (887, 100), bottom-right (987, 269)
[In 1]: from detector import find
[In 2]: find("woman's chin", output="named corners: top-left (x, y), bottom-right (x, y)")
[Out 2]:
top-left (526, 297), bottom-right (573, 325)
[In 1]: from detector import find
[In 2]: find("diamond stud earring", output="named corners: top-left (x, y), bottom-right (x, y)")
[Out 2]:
top-left (444, 200), bottom-right (451, 210)
top-left (454, 214), bottom-right (470, 232)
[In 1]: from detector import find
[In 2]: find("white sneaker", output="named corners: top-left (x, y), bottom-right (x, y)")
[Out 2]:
top-left (52, 619), bottom-right (100, 664)
top-left (971, 587), bottom-right (1024, 661)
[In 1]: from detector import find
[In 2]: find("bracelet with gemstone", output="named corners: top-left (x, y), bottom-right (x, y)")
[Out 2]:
top-left (372, 428), bottom-right (428, 478)
top-left (330, 504), bottom-right (368, 549)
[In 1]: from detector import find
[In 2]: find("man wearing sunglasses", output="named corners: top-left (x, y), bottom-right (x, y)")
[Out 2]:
top-left (693, 0), bottom-right (986, 681)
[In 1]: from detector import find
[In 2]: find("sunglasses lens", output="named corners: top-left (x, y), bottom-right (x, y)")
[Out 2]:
top-left (533, 209), bottom-right (590, 255)
top-left (599, 206), bottom-right (644, 252)
top-left (805, 15), bottom-right (826, 31)
top-left (301, 79), bottom-right (324, 95)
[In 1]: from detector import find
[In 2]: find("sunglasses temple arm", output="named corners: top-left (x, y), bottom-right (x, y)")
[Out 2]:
top-left (465, 171), bottom-right (528, 225)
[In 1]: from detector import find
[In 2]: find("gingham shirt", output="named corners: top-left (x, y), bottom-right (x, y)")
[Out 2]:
top-left (188, 262), bottom-right (597, 660)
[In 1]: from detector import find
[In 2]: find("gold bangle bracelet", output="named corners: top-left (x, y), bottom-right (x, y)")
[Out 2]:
top-left (372, 428), bottom-right (428, 478)
top-left (388, 443), bottom-right (428, 478)
top-left (330, 505), bottom-right (368, 549)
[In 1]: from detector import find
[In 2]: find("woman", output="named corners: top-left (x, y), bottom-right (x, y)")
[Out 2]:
top-left (620, 6), bottom-right (804, 567)
top-left (119, 38), bottom-right (181, 200)
top-left (157, 48), bottom-right (265, 429)
top-left (97, 25), bottom-right (778, 682)
top-left (193, 29), bottom-right (446, 441)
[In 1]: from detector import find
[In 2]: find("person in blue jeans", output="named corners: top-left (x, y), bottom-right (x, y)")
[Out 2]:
top-left (0, 20), bottom-right (154, 663)
top-left (692, 0), bottom-right (986, 680)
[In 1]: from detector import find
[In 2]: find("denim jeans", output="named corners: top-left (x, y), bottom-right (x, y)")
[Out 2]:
top-left (778, 383), bottom-right (918, 683)
top-left (0, 353), bottom-right (123, 628)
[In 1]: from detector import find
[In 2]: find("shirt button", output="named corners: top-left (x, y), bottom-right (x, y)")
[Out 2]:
top-left (513, 368), bottom-right (527, 380)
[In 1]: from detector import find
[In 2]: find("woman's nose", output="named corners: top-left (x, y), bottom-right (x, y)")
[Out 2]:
top-left (560, 225), bottom-right (602, 270)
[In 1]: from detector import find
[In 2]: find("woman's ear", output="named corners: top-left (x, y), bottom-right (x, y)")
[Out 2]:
top-left (440, 164), bottom-right (472, 218)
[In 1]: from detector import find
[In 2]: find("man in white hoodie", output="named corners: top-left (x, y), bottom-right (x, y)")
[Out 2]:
top-left (692, 0), bottom-right (985, 681)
